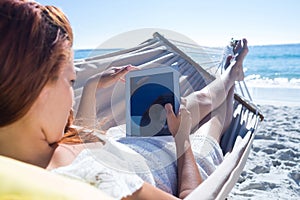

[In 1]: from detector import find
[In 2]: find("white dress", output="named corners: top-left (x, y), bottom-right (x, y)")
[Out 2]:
top-left (52, 125), bottom-right (223, 199)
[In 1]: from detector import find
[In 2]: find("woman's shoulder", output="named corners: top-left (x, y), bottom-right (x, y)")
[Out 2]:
top-left (47, 142), bottom-right (104, 170)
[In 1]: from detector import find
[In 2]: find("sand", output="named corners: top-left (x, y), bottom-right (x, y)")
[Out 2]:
top-left (73, 63), bottom-right (300, 198)
top-left (228, 104), bottom-right (300, 199)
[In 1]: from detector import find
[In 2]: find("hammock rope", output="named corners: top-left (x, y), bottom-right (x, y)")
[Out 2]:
top-left (73, 32), bottom-right (264, 199)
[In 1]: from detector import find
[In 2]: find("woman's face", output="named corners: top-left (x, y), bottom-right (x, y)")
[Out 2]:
top-left (34, 57), bottom-right (76, 144)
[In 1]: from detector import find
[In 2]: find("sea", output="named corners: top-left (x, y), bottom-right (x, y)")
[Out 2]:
top-left (74, 43), bottom-right (300, 105)
top-left (245, 44), bottom-right (300, 84)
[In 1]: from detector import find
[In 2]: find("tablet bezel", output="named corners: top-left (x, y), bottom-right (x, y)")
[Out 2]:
top-left (125, 67), bottom-right (180, 137)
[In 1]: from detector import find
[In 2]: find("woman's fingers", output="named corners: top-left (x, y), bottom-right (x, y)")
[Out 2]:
top-left (113, 65), bottom-right (138, 82)
top-left (165, 103), bottom-right (179, 137)
top-left (165, 104), bottom-right (192, 138)
top-left (94, 65), bottom-right (137, 88)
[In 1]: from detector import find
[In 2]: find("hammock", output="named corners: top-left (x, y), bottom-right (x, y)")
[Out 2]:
top-left (73, 32), bottom-right (264, 199)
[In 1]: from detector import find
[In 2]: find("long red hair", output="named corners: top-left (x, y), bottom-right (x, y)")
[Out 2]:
top-left (0, 0), bottom-right (100, 144)
top-left (0, 0), bottom-right (73, 126)
top-left (60, 110), bottom-right (104, 144)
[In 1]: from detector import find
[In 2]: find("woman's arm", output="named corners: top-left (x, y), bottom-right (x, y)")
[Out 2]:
top-left (123, 182), bottom-right (178, 200)
top-left (124, 104), bottom-right (202, 200)
top-left (165, 104), bottom-right (202, 199)
top-left (75, 66), bottom-right (133, 127)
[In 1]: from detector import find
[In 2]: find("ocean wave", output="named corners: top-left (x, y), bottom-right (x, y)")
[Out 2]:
top-left (245, 74), bottom-right (300, 88)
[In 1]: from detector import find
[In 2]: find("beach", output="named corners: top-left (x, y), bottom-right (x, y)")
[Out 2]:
top-left (74, 43), bottom-right (300, 199)
top-left (228, 100), bottom-right (300, 199)
top-left (226, 45), bottom-right (300, 199)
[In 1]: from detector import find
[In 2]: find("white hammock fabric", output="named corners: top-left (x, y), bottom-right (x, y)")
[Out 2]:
top-left (73, 32), bottom-right (264, 199)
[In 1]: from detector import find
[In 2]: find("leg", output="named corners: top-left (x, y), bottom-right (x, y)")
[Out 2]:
top-left (182, 39), bottom-right (248, 131)
top-left (194, 84), bottom-right (235, 143)
top-left (221, 86), bottom-right (235, 134)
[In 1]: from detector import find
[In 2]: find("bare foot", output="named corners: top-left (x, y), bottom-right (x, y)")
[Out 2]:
top-left (233, 40), bottom-right (242, 54)
top-left (235, 39), bottom-right (248, 62)
top-left (228, 38), bottom-right (248, 81)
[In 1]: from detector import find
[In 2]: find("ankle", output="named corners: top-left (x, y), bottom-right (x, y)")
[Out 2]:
top-left (221, 71), bottom-right (235, 92)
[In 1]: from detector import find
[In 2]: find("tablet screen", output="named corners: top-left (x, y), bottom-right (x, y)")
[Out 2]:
top-left (126, 68), bottom-right (180, 136)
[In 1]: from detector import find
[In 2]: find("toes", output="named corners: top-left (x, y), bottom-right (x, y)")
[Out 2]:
top-left (233, 40), bottom-right (242, 54)
top-left (236, 38), bottom-right (249, 61)
top-left (241, 38), bottom-right (249, 54)
top-left (242, 38), bottom-right (248, 46)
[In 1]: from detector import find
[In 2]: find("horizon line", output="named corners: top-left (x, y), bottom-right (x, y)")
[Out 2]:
top-left (74, 42), bottom-right (300, 50)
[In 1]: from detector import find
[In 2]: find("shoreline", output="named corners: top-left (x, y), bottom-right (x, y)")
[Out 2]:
top-left (241, 80), bottom-right (300, 107)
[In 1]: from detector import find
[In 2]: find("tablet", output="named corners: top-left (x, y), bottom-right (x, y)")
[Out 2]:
top-left (125, 67), bottom-right (180, 137)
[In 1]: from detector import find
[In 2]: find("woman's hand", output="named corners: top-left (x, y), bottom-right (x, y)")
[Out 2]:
top-left (165, 103), bottom-right (202, 199)
top-left (165, 103), bottom-right (192, 142)
top-left (86, 65), bottom-right (137, 89)
top-left (76, 65), bottom-right (137, 127)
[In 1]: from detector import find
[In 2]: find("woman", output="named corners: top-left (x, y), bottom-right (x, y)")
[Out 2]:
top-left (0, 0), bottom-right (248, 199)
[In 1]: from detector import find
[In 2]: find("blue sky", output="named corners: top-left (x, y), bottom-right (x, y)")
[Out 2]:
top-left (38, 0), bottom-right (300, 49)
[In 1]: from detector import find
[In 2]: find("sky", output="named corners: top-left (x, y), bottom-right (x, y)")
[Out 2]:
top-left (38, 0), bottom-right (300, 49)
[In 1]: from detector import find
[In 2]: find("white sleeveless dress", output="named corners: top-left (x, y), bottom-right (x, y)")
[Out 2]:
top-left (52, 125), bottom-right (223, 199)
